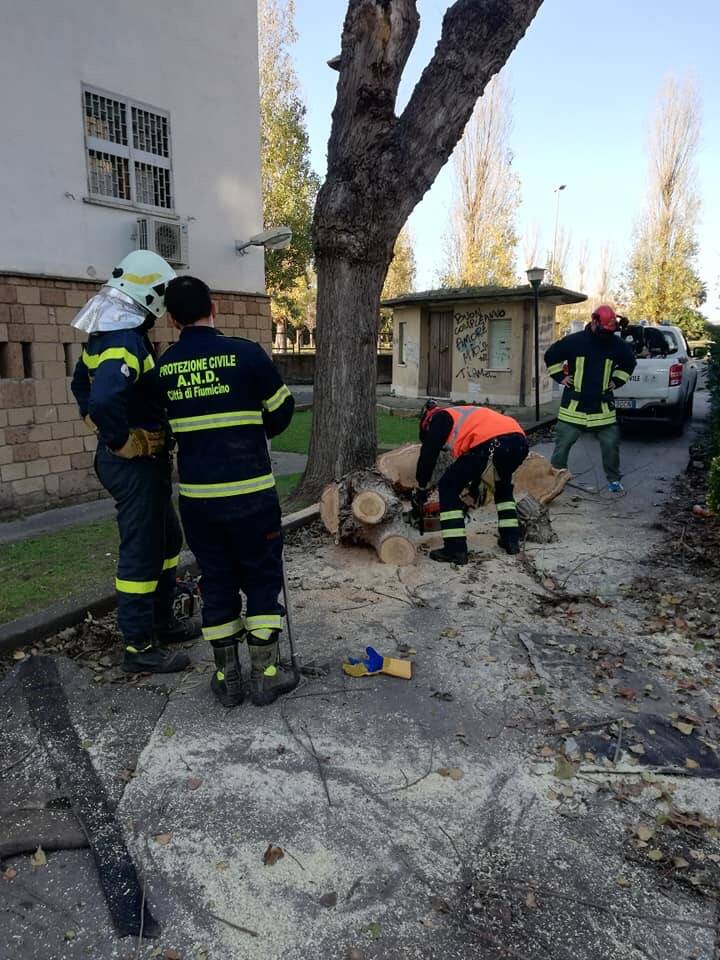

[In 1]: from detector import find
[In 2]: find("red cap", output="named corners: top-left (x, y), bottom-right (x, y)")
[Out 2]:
top-left (591, 304), bottom-right (618, 332)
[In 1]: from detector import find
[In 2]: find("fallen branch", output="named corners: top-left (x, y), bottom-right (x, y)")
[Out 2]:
top-left (208, 911), bottom-right (259, 938)
top-left (0, 733), bottom-right (40, 776)
top-left (517, 633), bottom-right (553, 684)
top-left (381, 743), bottom-right (435, 794)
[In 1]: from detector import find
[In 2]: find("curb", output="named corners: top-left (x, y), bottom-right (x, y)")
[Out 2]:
top-left (0, 505), bottom-right (320, 655)
top-left (525, 415), bottom-right (558, 435)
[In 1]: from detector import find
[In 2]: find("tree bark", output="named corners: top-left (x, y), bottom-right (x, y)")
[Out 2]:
top-left (300, 0), bottom-right (544, 499)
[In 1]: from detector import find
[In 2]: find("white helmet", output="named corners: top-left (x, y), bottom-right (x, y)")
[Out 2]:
top-left (106, 250), bottom-right (176, 319)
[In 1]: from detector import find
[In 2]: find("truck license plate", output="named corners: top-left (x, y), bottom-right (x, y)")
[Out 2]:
top-left (615, 399), bottom-right (635, 409)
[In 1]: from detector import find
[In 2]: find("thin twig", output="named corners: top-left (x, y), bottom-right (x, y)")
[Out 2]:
top-left (438, 824), bottom-right (463, 864)
top-left (208, 911), bottom-right (259, 938)
top-left (381, 743), bottom-right (435, 793)
top-left (613, 720), bottom-right (624, 765)
top-left (367, 588), bottom-right (414, 606)
top-left (134, 875), bottom-right (147, 958)
top-left (283, 848), bottom-right (306, 871)
top-left (281, 712), bottom-right (333, 807)
top-left (0, 733), bottom-right (39, 776)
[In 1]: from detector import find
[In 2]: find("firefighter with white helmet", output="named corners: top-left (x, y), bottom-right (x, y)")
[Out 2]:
top-left (70, 251), bottom-right (197, 673)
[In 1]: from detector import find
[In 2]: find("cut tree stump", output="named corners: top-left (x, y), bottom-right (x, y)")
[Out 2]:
top-left (320, 468), bottom-right (416, 565)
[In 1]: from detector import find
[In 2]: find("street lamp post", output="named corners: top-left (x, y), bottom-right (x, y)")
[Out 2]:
top-left (527, 266), bottom-right (546, 422)
top-left (550, 184), bottom-right (567, 282)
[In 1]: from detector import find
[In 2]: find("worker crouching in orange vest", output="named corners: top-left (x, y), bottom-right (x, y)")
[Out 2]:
top-left (413, 402), bottom-right (529, 564)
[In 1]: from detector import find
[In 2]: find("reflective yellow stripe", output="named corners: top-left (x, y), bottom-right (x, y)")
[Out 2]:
top-left (116, 577), bottom-right (158, 594)
top-left (202, 618), bottom-right (243, 642)
top-left (125, 643), bottom-right (152, 654)
top-left (613, 368), bottom-right (630, 383)
top-left (246, 614), bottom-right (283, 633)
top-left (263, 384), bottom-right (291, 412)
top-left (442, 529), bottom-right (467, 539)
top-left (143, 354), bottom-right (155, 374)
top-left (216, 671), bottom-right (225, 681)
top-left (558, 407), bottom-right (616, 427)
top-left (440, 510), bottom-right (465, 521)
top-left (83, 347), bottom-right (142, 378)
top-left (162, 554), bottom-right (180, 571)
top-left (574, 356), bottom-right (585, 390)
top-left (252, 628), bottom-right (275, 642)
top-left (547, 362), bottom-right (565, 376)
top-left (264, 664), bottom-right (278, 677)
top-left (123, 271), bottom-right (162, 285)
top-left (179, 474), bottom-right (276, 499)
top-left (498, 518), bottom-right (520, 528)
top-left (495, 501), bottom-right (516, 511)
top-left (602, 358), bottom-right (613, 391)
top-left (169, 410), bottom-right (263, 433)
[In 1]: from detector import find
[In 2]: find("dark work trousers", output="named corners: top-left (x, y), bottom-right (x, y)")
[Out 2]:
top-left (179, 498), bottom-right (284, 645)
top-left (438, 433), bottom-right (530, 553)
top-left (95, 445), bottom-right (183, 645)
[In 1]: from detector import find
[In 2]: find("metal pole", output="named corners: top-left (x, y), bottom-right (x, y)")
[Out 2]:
top-left (534, 285), bottom-right (541, 422)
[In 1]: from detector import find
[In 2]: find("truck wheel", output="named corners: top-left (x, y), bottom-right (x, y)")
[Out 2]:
top-left (669, 410), bottom-right (685, 436)
top-left (685, 391), bottom-right (695, 420)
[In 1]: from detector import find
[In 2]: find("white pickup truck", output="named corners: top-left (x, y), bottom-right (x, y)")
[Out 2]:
top-left (613, 324), bottom-right (698, 434)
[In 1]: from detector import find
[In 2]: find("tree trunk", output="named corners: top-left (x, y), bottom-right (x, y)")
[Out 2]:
top-left (299, 0), bottom-right (544, 498)
top-left (300, 256), bottom-right (388, 498)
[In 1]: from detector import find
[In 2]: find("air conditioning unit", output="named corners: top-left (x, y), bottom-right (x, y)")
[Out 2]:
top-left (136, 218), bottom-right (189, 268)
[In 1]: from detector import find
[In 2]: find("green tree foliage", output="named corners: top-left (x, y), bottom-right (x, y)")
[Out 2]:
top-left (259, 0), bottom-right (320, 325)
top-left (622, 78), bottom-right (705, 336)
top-left (441, 78), bottom-right (520, 288)
top-left (379, 226), bottom-right (417, 345)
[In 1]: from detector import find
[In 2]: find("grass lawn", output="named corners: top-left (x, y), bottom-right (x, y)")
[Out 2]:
top-left (0, 519), bottom-right (119, 624)
top-left (0, 473), bottom-right (305, 626)
top-left (273, 410), bottom-right (417, 455)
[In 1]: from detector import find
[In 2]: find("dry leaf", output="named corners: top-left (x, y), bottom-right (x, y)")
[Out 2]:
top-left (685, 758), bottom-right (700, 770)
top-left (163, 725), bottom-right (176, 737)
top-left (616, 876), bottom-right (630, 887)
top-left (674, 721), bottom-right (694, 736)
top-left (12, 650), bottom-right (25, 660)
top-left (673, 856), bottom-right (690, 869)
top-left (636, 825), bottom-right (654, 842)
top-left (187, 777), bottom-right (203, 791)
top-left (2, 868), bottom-right (17, 880)
top-left (154, 833), bottom-right (172, 845)
top-left (215, 861), bottom-right (228, 871)
top-left (554, 756), bottom-right (578, 781)
top-left (164, 951), bottom-right (182, 960)
top-left (64, 930), bottom-right (76, 941)
top-left (616, 686), bottom-right (637, 700)
top-left (448, 767), bottom-right (464, 781)
top-left (629, 744), bottom-right (646, 755)
top-left (647, 849), bottom-right (664, 862)
top-left (539, 746), bottom-right (554, 758)
top-left (525, 891), bottom-right (538, 908)
top-left (31, 846), bottom-right (47, 867)
top-left (263, 844), bottom-right (284, 866)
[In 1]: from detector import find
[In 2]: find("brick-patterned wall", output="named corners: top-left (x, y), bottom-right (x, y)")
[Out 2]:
top-left (0, 273), bottom-right (271, 519)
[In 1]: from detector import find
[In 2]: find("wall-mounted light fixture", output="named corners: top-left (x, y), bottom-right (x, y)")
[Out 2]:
top-left (235, 226), bottom-right (292, 256)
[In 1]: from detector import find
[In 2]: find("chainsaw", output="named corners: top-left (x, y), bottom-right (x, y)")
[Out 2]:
top-left (406, 482), bottom-right (490, 535)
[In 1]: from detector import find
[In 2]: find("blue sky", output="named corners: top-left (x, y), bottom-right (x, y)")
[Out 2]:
top-left (293, 0), bottom-right (720, 322)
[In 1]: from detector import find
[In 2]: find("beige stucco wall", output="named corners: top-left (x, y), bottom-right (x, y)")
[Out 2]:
top-left (391, 305), bottom-right (423, 397)
top-left (391, 298), bottom-right (557, 407)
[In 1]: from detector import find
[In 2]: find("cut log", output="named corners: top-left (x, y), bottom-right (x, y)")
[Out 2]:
top-left (363, 521), bottom-right (417, 566)
top-left (512, 452), bottom-right (571, 506)
top-left (320, 483), bottom-right (340, 535)
top-left (319, 468), bottom-right (416, 564)
top-left (376, 443), bottom-right (453, 492)
top-left (517, 493), bottom-right (557, 544)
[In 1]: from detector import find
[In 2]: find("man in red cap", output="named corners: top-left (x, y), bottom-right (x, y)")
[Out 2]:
top-left (544, 305), bottom-right (636, 493)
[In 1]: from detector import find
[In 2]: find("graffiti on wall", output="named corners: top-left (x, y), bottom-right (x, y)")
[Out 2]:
top-left (453, 307), bottom-right (506, 382)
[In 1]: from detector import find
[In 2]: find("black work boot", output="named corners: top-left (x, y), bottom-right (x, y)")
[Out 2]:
top-left (429, 547), bottom-right (468, 565)
top-left (498, 530), bottom-right (521, 555)
top-left (122, 640), bottom-right (190, 674)
top-left (248, 635), bottom-right (299, 707)
top-left (155, 614), bottom-right (201, 645)
top-left (210, 635), bottom-right (244, 708)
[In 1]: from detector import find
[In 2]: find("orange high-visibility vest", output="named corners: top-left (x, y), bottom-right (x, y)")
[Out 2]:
top-left (442, 406), bottom-right (525, 459)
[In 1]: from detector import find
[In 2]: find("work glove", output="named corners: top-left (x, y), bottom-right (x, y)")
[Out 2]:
top-left (113, 428), bottom-right (166, 459)
top-left (342, 646), bottom-right (412, 680)
top-left (411, 486), bottom-right (429, 511)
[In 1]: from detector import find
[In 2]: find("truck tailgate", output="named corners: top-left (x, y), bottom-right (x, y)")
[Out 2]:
top-left (615, 360), bottom-right (668, 398)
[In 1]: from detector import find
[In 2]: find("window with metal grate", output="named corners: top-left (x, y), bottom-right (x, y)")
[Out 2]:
top-left (83, 86), bottom-right (174, 212)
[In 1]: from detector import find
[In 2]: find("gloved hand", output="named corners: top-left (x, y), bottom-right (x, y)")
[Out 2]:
top-left (411, 486), bottom-right (429, 511)
top-left (83, 415), bottom-right (98, 434)
top-left (113, 428), bottom-right (166, 459)
top-left (342, 646), bottom-right (412, 680)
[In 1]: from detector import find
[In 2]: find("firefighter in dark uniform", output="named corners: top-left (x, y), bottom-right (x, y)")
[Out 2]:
top-left (545, 304), bottom-right (636, 493)
top-left (158, 276), bottom-right (296, 708)
top-left (70, 251), bottom-right (196, 674)
top-left (413, 403), bottom-right (530, 563)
